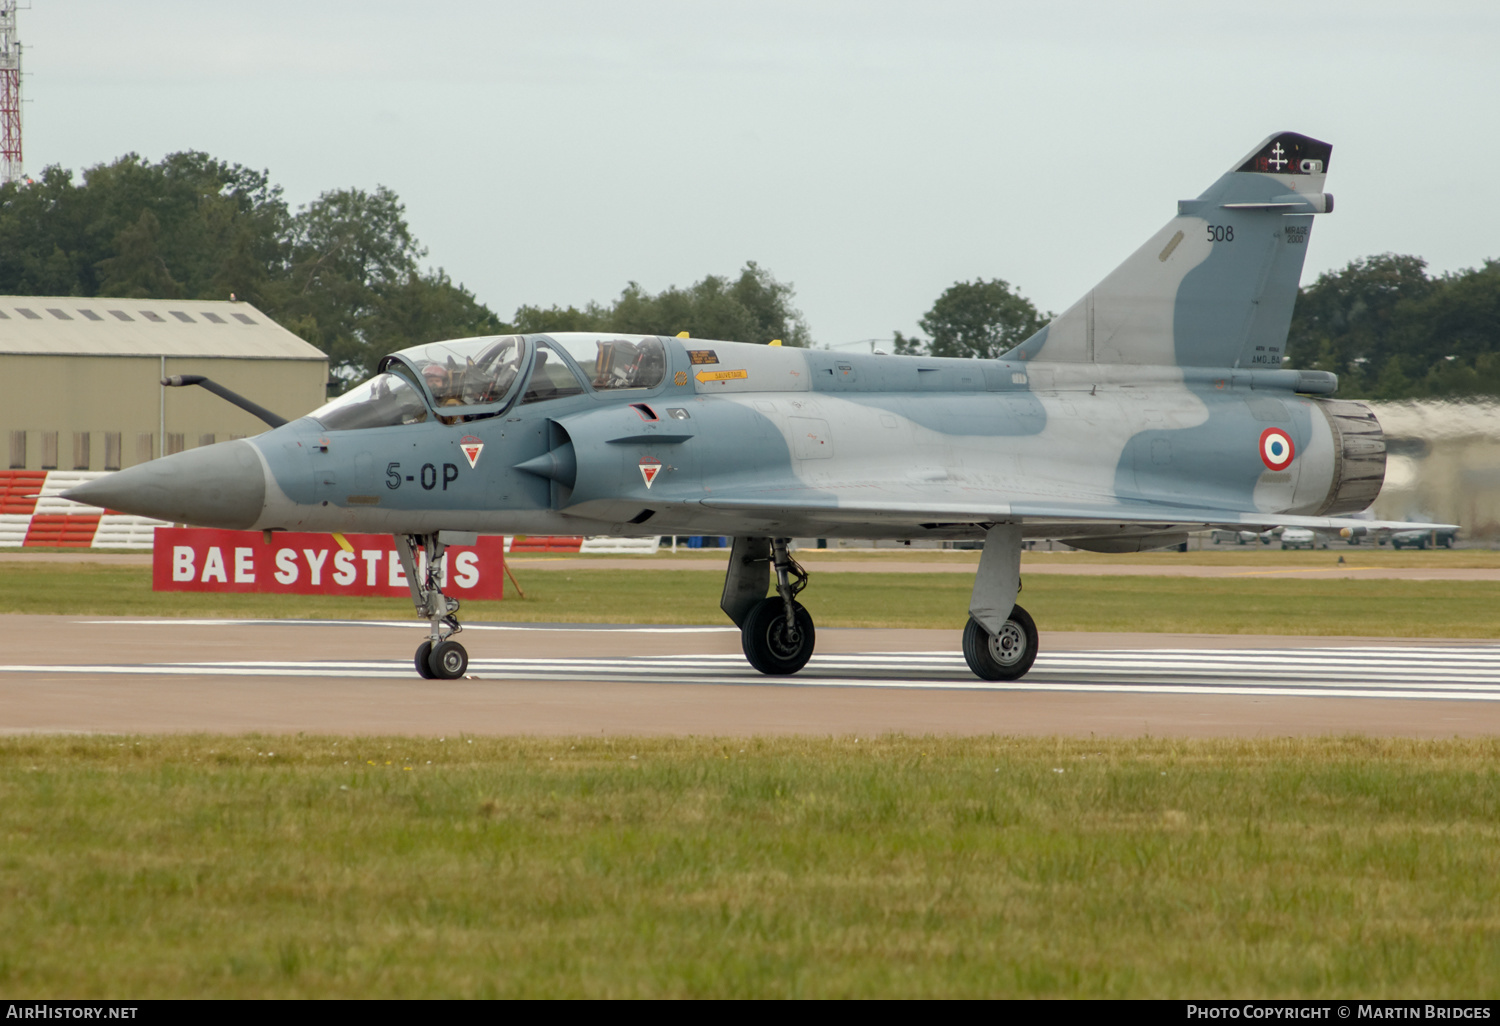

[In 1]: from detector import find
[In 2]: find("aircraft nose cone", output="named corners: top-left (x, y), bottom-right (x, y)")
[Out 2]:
top-left (62, 439), bottom-right (267, 530)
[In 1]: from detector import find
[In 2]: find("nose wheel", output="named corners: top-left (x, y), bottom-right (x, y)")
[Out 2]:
top-left (396, 533), bottom-right (469, 680)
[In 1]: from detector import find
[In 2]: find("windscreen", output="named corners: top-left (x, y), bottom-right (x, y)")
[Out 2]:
top-left (310, 373), bottom-right (429, 431)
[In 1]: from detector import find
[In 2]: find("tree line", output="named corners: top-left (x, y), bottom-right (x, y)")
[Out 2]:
top-left (1286, 254), bottom-right (1500, 400)
top-left (0, 152), bottom-right (808, 383)
top-left (2, 152), bottom-right (1496, 401)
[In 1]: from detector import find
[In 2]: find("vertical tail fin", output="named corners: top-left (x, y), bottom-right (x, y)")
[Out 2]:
top-left (1007, 132), bottom-right (1333, 369)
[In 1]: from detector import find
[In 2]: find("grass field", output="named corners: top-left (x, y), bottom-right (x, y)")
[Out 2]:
top-left (2, 734), bottom-right (1497, 998)
top-left (3, 558), bottom-right (1500, 636)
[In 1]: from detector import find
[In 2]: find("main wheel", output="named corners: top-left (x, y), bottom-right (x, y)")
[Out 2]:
top-left (414, 641), bottom-right (436, 679)
top-left (428, 640), bottom-right (468, 679)
top-left (741, 596), bottom-right (815, 675)
top-left (963, 604), bottom-right (1039, 681)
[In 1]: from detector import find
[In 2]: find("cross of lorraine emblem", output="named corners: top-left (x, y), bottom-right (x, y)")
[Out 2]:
top-left (1268, 142), bottom-right (1288, 171)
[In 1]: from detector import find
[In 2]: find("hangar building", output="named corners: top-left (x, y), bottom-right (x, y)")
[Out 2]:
top-left (1, 297), bottom-right (328, 471)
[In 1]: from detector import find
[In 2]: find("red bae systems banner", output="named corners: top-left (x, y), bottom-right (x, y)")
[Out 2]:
top-left (152, 528), bottom-right (505, 599)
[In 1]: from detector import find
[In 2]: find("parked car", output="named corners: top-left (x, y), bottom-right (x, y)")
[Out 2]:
top-left (1390, 527), bottom-right (1457, 550)
top-left (1210, 529), bottom-right (1274, 545)
top-left (1280, 527), bottom-right (1325, 550)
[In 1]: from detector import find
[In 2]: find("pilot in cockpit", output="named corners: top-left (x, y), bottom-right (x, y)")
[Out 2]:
top-left (423, 363), bottom-right (463, 424)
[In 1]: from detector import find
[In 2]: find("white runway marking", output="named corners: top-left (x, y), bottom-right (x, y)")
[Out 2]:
top-left (5, 647), bottom-right (1500, 701)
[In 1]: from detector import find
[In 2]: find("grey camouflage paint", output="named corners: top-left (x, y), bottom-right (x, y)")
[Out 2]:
top-left (69, 133), bottom-right (1432, 556)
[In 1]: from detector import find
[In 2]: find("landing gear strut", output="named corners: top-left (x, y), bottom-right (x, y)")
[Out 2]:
top-left (743, 538), bottom-right (815, 675)
top-left (962, 522), bottom-right (1040, 681)
top-left (395, 533), bottom-right (467, 680)
top-left (722, 537), bottom-right (816, 675)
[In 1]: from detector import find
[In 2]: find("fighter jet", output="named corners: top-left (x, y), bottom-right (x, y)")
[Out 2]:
top-left (66, 132), bottom-right (1447, 682)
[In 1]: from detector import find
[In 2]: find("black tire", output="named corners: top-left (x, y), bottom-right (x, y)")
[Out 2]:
top-left (428, 640), bottom-right (468, 679)
top-left (414, 641), bottom-right (436, 679)
top-left (962, 604), bottom-right (1039, 681)
top-left (741, 596), bottom-right (815, 675)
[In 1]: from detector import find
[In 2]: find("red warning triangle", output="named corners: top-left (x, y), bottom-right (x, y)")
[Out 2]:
top-left (460, 436), bottom-right (484, 469)
top-left (639, 459), bottom-right (661, 489)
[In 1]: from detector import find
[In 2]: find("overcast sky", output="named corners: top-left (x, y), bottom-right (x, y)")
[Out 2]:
top-left (20, 1), bottom-right (1500, 348)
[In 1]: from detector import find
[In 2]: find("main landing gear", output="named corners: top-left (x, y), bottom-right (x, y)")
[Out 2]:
top-left (719, 527), bottom-right (1041, 682)
top-left (722, 537), bottom-right (816, 675)
top-left (742, 539), bottom-right (815, 674)
top-left (960, 523), bottom-right (1040, 681)
top-left (395, 533), bottom-right (467, 680)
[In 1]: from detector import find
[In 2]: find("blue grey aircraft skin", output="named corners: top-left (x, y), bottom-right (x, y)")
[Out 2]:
top-left (65, 133), bottom-right (1453, 682)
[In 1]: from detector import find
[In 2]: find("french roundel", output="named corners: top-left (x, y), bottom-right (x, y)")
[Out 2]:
top-left (1260, 427), bottom-right (1295, 471)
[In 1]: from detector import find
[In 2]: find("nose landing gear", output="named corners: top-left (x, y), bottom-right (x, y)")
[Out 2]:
top-left (395, 533), bottom-right (468, 680)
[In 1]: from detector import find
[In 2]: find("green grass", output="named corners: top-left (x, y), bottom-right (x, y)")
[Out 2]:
top-left (1, 734), bottom-right (1497, 998)
top-left (4, 560), bottom-right (1500, 636)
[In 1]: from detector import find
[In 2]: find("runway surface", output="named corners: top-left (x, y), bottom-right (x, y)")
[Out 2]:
top-left (2, 616), bottom-right (1499, 738)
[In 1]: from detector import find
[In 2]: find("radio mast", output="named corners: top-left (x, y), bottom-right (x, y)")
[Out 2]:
top-left (0, 1), bottom-right (21, 186)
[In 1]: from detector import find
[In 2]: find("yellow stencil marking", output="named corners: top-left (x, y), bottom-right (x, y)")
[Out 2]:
top-left (695, 369), bottom-right (748, 383)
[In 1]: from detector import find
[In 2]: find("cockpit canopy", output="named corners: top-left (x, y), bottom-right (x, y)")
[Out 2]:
top-left (308, 333), bottom-right (668, 431)
top-left (399, 335), bottom-right (527, 414)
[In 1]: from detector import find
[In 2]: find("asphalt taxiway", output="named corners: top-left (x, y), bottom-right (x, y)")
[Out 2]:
top-left (2, 615), bottom-right (1497, 738)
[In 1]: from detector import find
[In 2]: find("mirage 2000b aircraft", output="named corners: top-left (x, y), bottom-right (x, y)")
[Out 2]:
top-left (68, 132), bottom-right (1445, 682)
